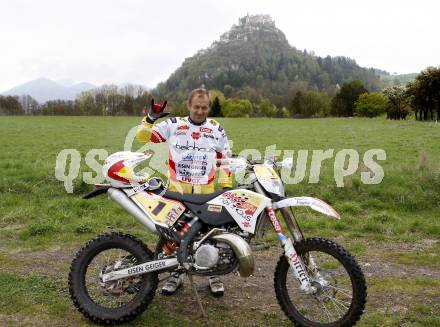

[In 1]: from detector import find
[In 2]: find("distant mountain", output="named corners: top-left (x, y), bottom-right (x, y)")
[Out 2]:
top-left (2, 78), bottom-right (96, 103)
top-left (155, 14), bottom-right (388, 105)
top-left (56, 78), bottom-right (76, 87)
top-left (379, 73), bottom-right (417, 87)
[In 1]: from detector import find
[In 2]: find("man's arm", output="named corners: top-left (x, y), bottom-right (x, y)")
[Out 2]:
top-left (136, 117), bottom-right (169, 144)
top-left (136, 99), bottom-right (170, 144)
top-left (216, 125), bottom-right (233, 189)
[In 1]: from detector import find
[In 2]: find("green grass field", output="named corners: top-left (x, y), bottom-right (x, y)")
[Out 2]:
top-left (1, 116), bottom-right (439, 326)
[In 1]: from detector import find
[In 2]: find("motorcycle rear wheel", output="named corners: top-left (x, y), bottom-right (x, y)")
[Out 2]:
top-left (274, 237), bottom-right (367, 327)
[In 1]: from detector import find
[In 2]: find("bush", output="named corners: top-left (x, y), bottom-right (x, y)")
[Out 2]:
top-left (354, 92), bottom-right (388, 117)
top-left (221, 99), bottom-right (253, 117)
top-left (290, 91), bottom-right (331, 118)
top-left (331, 80), bottom-right (368, 116)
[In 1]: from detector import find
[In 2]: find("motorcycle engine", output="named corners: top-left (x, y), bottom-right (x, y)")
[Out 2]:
top-left (192, 241), bottom-right (236, 273)
top-left (194, 244), bottom-right (219, 268)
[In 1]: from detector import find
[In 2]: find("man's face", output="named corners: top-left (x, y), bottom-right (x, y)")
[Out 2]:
top-left (188, 95), bottom-right (210, 124)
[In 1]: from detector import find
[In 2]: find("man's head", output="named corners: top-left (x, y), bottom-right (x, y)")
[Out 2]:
top-left (187, 88), bottom-right (211, 124)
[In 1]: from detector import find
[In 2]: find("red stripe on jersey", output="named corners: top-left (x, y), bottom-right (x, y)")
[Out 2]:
top-left (207, 164), bottom-right (216, 183)
top-left (168, 154), bottom-right (177, 179)
top-left (151, 130), bottom-right (166, 143)
top-left (216, 151), bottom-right (223, 167)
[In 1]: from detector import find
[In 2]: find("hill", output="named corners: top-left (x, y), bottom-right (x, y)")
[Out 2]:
top-left (154, 14), bottom-right (387, 106)
top-left (2, 78), bottom-right (96, 103)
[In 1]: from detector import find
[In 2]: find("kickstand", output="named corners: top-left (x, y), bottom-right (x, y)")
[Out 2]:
top-left (187, 273), bottom-right (207, 318)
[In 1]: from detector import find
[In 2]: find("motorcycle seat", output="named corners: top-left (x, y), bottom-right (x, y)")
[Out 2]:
top-left (163, 188), bottom-right (229, 205)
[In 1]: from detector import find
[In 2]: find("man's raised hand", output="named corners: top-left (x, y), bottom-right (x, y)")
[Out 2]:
top-left (145, 98), bottom-right (169, 122)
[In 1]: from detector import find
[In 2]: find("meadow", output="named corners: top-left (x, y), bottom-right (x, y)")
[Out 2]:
top-left (0, 116), bottom-right (439, 326)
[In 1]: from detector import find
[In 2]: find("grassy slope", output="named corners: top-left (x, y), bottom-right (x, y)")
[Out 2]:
top-left (0, 116), bottom-right (439, 326)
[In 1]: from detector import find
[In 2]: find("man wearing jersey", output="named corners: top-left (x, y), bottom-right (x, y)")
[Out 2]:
top-left (136, 88), bottom-right (232, 297)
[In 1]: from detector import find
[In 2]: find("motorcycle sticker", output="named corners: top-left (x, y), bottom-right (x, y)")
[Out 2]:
top-left (254, 164), bottom-right (284, 196)
top-left (207, 204), bottom-right (222, 213)
top-left (207, 189), bottom-right (270, 233)
top-left (131, 191), bottom-right (185, 227)
top-left (273, 196), bottom-right (340, 219)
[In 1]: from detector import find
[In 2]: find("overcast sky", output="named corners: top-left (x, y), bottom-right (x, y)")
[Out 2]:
top-left (1, 0), bottom-right (439, 92)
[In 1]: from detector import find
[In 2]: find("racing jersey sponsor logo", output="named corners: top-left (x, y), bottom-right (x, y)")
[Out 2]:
top-left (181, 153), bottom-right (208, 162)
top-left (203, 134), bottom-right (215, 139)
top-left (177, 125), bottom-right (189, 130)
top-left (177, 153), bottom-right (209, 179)
top-left (200, 127), bottom-right (212, 133)
top-left (174, 141), bottom-right (216, 152)
top-left (191, 132), bottom-right (201, 140)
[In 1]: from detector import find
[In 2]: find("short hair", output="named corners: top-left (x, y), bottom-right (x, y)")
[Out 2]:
top-left (188, 88), bottom-right (211, 106)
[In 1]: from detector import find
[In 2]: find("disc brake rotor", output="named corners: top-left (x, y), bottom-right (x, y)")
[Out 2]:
top-left (98, 257), bottom-right (138, 296)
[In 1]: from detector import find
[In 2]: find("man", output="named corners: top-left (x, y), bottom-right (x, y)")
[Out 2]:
top-left (136, 88), bottom-right (232, 297)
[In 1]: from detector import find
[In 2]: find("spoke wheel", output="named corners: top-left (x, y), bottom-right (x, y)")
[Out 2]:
top-left (69, 232), bottom-right (158, 325)
top-left (274, 238), bottom-right (366, 327)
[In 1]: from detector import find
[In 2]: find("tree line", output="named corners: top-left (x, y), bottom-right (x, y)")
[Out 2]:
top-left (202, 66), bottom-right (440, 121)
top-left (351, 66), bottom-right (440, 121)
top-left (1, 66), bottom-right (439, 121)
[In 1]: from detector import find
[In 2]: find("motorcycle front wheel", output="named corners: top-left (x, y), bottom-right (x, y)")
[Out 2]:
top-left (274, 237), bottom-right (367, 327)
top-left (69, 232), bottom-right (158, 325)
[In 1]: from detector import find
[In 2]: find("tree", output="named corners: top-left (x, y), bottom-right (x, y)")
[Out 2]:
top-left (19, 95), bottom-right (39, 114)
top-left (331, 80), bottom-right (368, 116)
top-left (41, 100), bottom-right (79, 115)
top-left (288, 91), bottom-right (303, 117)
top-left (406, 66), bottom-right (440, 121)
top-left (210, 96), bottom-right (222, 117)
top-left (78, 91), bottom-right (99, 115)
top-left (0, 96), bottom-right (24, 115)
top-left (238, 99), bottom-right (253, 117)
top-left (354, 92), bottom-right (388, 118)
top-left (290, 91), bottom-right (331, 118)
top-left (172, 100), bottom-right (189, 117)
top-left (209, 89), bottom-right (225, 104)
top-left (222, 99), bottom-right (253, 117)
top-left (223, 85), bottom-right (233, 98)
top-left (259, 98), bottom-right (277, 117)
top-left (383, 86), bottom-right (410, 120)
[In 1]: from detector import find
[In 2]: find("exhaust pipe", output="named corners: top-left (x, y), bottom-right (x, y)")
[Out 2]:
top-left (212, 233), bottom-right (254, 277)
top-left (107, 188), bottom-right (158, 234)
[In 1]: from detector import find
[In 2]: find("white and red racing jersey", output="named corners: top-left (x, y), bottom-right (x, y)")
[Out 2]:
top-left (138, 116), bottom-right (232, 186)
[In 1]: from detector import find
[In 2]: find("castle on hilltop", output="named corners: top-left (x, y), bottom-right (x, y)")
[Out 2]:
top-left (193, 15), bottom-right (279, 57)
top-left (239, 14), bottom-right (274, 26)
top-left (219, 14), bottom-right (276, 43)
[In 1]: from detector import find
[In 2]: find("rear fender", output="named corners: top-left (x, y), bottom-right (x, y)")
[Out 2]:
top-left (272, 197), bottom-right (340, 219)
top-left (83, 184), bottom-right (111, 199)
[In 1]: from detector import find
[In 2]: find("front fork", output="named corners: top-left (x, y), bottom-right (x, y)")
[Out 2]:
top-left (266, 207), bottom-right (320, 294)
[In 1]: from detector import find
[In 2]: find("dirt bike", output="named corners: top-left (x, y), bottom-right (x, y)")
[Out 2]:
top-left (69, 152), bottom-right (367, 326)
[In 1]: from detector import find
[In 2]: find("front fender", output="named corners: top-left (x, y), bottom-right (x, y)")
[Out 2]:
top-left (272, 197), bottom-right (340, 219)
